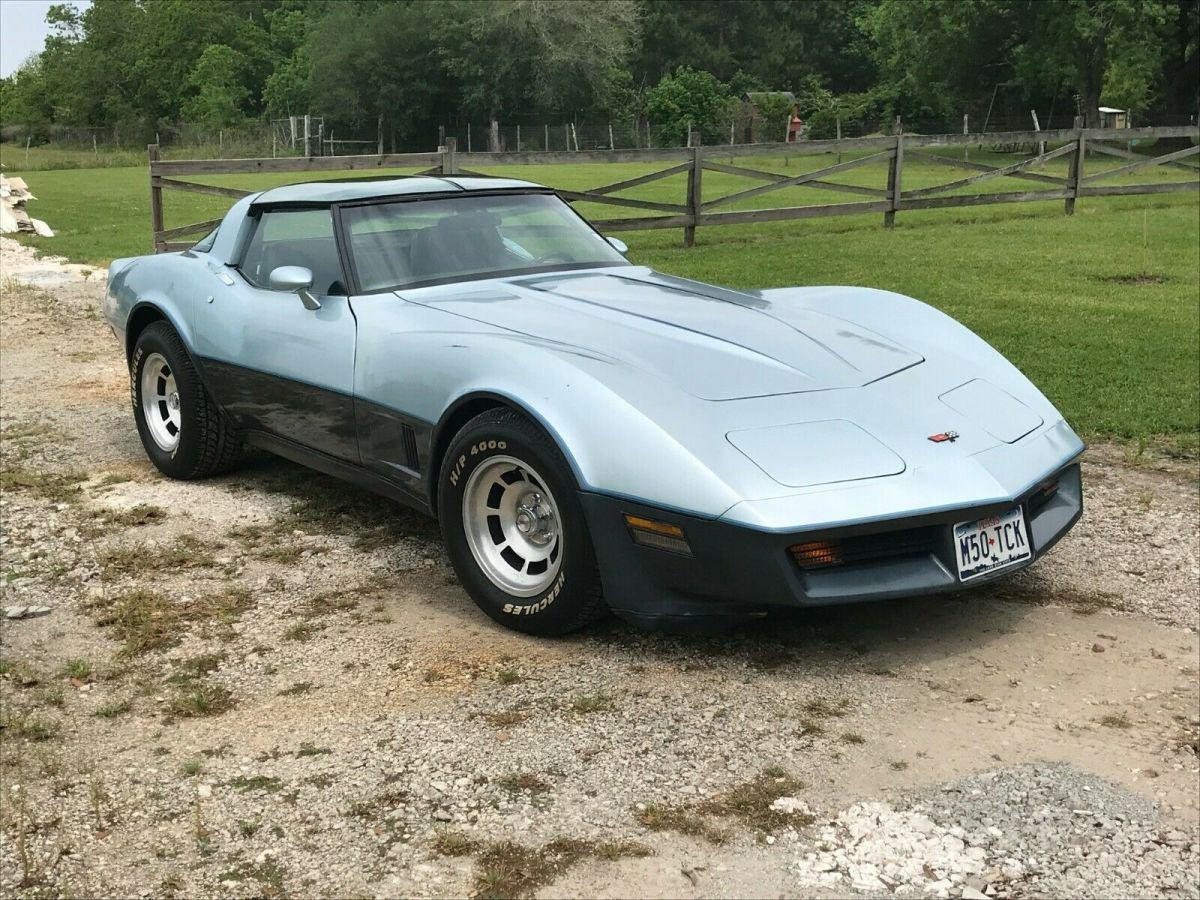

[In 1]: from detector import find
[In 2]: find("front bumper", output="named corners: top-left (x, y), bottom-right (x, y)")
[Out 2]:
top-left (580, 462), bottom-right (1082, 629)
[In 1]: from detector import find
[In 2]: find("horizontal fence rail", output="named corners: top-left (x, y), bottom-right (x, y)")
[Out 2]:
top-left (148, 124), bottom-right (1199, 252)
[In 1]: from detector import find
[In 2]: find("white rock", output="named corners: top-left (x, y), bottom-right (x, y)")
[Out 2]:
top-left (771, 797), bottom-right (811, 815)
top-left (851, 875), bottom-right (886, 892)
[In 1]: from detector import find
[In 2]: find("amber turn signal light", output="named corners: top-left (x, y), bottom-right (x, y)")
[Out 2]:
top-left (790, 539), bottom-right (842, 569)
top-left (624, 515), bottom-right (692, 556)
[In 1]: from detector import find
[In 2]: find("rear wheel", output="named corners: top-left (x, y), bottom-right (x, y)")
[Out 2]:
top-left (438, 409), bottom-right (606, 635)
top-left (131, 321), bottom-right (241, 479)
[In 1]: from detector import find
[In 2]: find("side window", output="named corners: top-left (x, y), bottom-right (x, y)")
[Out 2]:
top-left (238, 209), bottom-right (346, 295)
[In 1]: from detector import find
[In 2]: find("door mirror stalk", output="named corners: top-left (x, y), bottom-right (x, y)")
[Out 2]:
top-left (268, 266), bottom-right (321, 310)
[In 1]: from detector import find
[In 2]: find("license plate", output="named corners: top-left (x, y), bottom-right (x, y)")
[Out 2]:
top-left (954, 507), bottom-right (1031, 582)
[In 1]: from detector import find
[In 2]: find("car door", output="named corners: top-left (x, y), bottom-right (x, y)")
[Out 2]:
top-left (193, 207), bottom-right (360, 462)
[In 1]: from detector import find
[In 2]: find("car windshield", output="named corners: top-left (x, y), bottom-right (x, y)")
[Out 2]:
top-left (342, 192), bottom-right (629, 292)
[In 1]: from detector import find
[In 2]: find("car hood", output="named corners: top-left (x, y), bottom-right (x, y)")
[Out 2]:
top-left (400, 269), bottom-right (923, 400)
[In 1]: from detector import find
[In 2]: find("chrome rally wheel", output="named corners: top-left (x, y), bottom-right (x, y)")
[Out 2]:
top-left (462, 456), bottom-right (562, 597)
top-left (139, 351), bottom-right (182, 452)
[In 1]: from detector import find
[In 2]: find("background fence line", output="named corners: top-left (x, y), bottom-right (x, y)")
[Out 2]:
top-left (148, 124), bottom-right (1199, 252)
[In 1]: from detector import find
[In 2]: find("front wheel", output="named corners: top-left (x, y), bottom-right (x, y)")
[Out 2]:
top-left (438, 409), bottom-right (607, 636)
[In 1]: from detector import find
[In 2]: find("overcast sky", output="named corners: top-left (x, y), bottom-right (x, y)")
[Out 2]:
top-left (1, 0), bottom-right (91, 78)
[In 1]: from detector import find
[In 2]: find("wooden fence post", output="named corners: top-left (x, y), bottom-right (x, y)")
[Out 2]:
top-left (442, 137), bottom-right (458, 175)
top-left (884, 133), bottom-right (903, 228)
top-left (684, 143), bottom-right (702, 247)
top-left (147, 143), bottom-right (163, 252)
top-left (1065, 116), bottom-right (1085, 216)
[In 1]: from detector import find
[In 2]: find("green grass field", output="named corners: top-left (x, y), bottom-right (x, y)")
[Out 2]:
top-left (4, 149), bottom-right (1198, 445)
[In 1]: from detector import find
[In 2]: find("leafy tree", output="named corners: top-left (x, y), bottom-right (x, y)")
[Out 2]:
top-left (1012, 0), bottom-right (1169, 126)
top-left (1156, 0), bottom-right (1200, 119)
top-left (646, 66), bottom-right (735, 144)
top-left (859, 0), bottom-right (1022, 122)
top-left (184, 45), bottom-right (250, 127)
top-left (637, 0), bottom-right (878, 95)
top-left (864, 0), bottom-right (1182, 127)
top-left (2, 0), bottom-right (1195, 151)
top-left (261, 5), bottom-right (315, 117)
top-left (0, 58), bottom-right (55, 139)
top-left (438, 0), bottom-right (640, 149)
top-left (307, 1), bottom-right (450, 151)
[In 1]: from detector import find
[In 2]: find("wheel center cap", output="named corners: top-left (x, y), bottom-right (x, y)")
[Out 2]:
top-left (515, 493), bottom-right (554, 545)
top-left (167, 392), bottom-right (180, 411)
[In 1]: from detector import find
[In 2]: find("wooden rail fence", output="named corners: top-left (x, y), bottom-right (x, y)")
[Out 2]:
top-left (148, 123), bottom-right (1198, 252)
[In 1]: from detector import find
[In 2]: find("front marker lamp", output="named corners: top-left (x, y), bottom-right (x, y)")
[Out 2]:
top-left (624, 514), bottom-right (693, 556)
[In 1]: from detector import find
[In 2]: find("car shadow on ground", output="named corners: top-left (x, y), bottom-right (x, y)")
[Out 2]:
top-left (579, 588), bottom-right (1045, 671)
top-left (228, 455), bottom-right (1058, 671)
top-left (228, 453), bottom-right (441, 540)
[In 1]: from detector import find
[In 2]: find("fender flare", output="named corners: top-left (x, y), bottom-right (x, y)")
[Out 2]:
top-left (125, 299), bottom-right (218, 398)
top-left (428, 389), bottom-right (585, 511)
top-left (125, 299), bottom-right (191, 361)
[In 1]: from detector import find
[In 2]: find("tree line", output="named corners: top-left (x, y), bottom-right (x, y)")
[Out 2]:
top-left (1, 0), bottom-right (1196, 150)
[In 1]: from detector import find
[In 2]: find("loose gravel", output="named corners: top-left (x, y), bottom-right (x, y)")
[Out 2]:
top-left (794, 764), bottom-right (1199, 898)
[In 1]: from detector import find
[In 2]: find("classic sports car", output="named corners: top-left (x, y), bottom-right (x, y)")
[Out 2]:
top-left (105, 176), bottom-right (1083, 635)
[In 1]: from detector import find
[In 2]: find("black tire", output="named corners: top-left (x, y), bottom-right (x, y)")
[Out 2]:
top-left (130, 321), bottom-right (241, 479)
top-left (438, 408), bottom-right (607, 636)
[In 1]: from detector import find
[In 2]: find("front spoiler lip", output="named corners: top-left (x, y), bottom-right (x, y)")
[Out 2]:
top-left (579, 461), bottom-right (1083, 628)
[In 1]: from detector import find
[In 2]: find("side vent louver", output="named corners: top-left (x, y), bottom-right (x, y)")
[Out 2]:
top-left (401, 425), bottom-right (420, 472)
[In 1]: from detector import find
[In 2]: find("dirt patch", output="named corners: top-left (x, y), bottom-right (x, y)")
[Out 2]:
top-left (1099, 272), bottom-right (1167, 285)
top-left (1, 237), bottom-right (1198, 898)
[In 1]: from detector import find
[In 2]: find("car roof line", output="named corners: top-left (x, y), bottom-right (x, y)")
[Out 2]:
top-left (286, 174), bottom-right (466, 190)
top-left (249, 175), bottom-right (552, 210)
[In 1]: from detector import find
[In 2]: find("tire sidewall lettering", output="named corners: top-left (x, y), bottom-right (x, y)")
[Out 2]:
top-left (502, 571), bottom-right (566, 617)
top-left (448, 439), bottom-right (507, 487)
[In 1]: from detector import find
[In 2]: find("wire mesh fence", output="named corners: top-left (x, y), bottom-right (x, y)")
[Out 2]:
top-left (5, 110), bottom-right (1196, 166)
top-left (441, 112), bottom-right (1199, 153)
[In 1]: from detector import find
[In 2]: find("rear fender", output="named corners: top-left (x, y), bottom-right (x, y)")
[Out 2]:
top-left (106, 255), bottom-right (200, 360)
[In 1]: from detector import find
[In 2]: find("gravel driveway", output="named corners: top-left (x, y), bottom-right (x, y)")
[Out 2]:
top-left (1, 238), bottom-right (1197, 899)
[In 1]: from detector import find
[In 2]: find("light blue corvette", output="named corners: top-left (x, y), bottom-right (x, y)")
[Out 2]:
top-left (105, 176), bottom-right (1083, 634)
